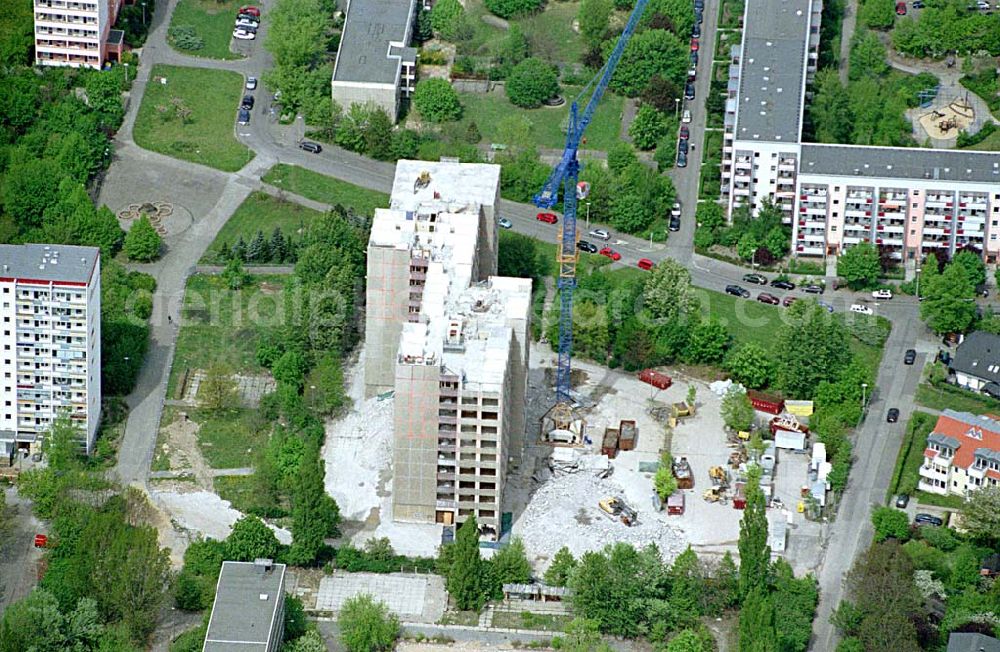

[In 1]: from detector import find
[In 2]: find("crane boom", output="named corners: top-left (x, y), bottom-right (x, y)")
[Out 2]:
top-left (534, 0), bottom-right (650, 417)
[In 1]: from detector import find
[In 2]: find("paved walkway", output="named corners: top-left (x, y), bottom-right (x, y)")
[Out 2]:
top-left (839, 0), bottom-right (858, 83)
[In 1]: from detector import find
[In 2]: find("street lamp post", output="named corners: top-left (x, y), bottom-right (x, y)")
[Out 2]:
top-left (860, 382), bottom-right (868, 425)
top-left (123, 62), bottom-right (129, 83)
top-left (586, 202), bottom-right (591, 231)
top-left (142, 1), bottom-right (147, 25)
top-left (915, 267), bottom-right (922, 299)
top-left (674, 97), bottom-right (680, 120)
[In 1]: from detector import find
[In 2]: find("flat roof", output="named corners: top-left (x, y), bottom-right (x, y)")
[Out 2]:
top-left (734, 0), bottom-right (815, 143)
top-left (204, 561), bottom-right (286, 651)
top-left (391, 160), bottom-right (501, 214)
top-left (332, 0), bottom-right (416, 85)
top-left (800, 143), bottom-right (1000, 184)
top-left (0, 243), bottom-right (99, 284)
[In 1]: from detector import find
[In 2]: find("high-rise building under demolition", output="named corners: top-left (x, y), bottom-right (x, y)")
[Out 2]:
top-left (364, 160), bottom-right (531, 539)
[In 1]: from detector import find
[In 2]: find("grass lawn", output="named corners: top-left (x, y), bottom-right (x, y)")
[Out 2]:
top-left (915, 383), bottom-right (1000, 415)
top-left (167, 273), bottom-right (287, 396)
top-left (214, 474), bottom-right (261, 512)
top-left (133, 64), bottom-right (253, 172)
top-left (168, 0), bottom-right (244, 60)
top-left (887, 410), bottom-right (936, 499)
top-left (914, 491), bottom-right (964, 510)
top-left (191, 407), bottom-right (266, 469)
top-left (261, 164), bottom-right (389, 214)
top-left (963, 128), bottom-right (1000, 151)
top-left (202, 191), bottom-right (324, 263)
top-left (515, 2), bottom-right (584, 64)
top-left (459, 87), bottom-right (624, 152)
top-left (490, 611), bottom-right (574, 632)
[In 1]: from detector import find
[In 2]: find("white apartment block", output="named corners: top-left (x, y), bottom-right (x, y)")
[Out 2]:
top-left (722, 0), bottom-right (1000, 265)
top-left (0, 244), bottom-right (101, 458)
top-left (34, 0), bottom-right (124, 69)
top-left (919, 410), bottom-right (1000, 497)
top-left (364, 160), bottom-right (531, 539)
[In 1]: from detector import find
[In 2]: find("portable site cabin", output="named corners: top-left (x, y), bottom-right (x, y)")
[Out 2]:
top-left (769, 517), bottom-right (787, 554)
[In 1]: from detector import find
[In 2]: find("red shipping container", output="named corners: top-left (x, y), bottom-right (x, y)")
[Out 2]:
top-left (638, 369), bottom-right (672, 390)
top-left (747, 390), bottom-right (784, 415)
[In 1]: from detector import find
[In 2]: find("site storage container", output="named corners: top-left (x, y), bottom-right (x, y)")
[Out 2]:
top-left (602, 428), bottom-right (620, 459)
top-left (619, 420), bottom-right (638, 451)
top-left (638, 369), bottom-right (673, 390)
top-left (747, 390), bottom-right (784, 415)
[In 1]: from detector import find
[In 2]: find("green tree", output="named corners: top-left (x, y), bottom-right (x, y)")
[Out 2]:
top-left (273, 350), bottom-right (309, 390)
top-left (484, 0), bottom-right (542, 19)
top-left (338, 594), bottom-right (400, 652)
top-left (610, 29), bottom-right (688, 97)
top-left (960, 484), bottom-right (1000, 542)
top-left (738, 465), bottom-right (770, 600)
top-left (413, 79), bottom-right (463, 122)
top-left (629, 105), bottom-right (668, 150)
top-left (506, 58), bottom-right (559, 108)
top-left (568, 543), bottom-right (666, 637)
top-left (447, 516), bottom-right (486, 610)
top-left (845, 541), bottom-right (921, 652)
top-left (1, 158), bottom-right (66, 229)
top-left (491, 537), bottom-right (532, 585)
top-left (684, 318), bottom-right (731, 364)
top-left (725, 343), bottom-right (774, 389)
top-left (859, 0), bottom-right (895, 30)
top-left (771, 558), bottom-right (818, 652)
top-left (738, 586), bottom-right (777, 652)
top-left (430, 0), bottom-right (464, 40)
top-left (45, 414), bottom-right (82, 472)
top-left (607, 142), bottom-right (639, 173)
top-left (666, 627), bottom-right (716, 652)
top-left (837, 243), bottom-right (881, 289)
top-left (737, 233), bottom-right (759, 261)
top-left (642, 258), bottom-right (699, 323)
top-left (200, 362), bottom-right (238, 411)
top-left (653, 132), bottom-right (677, 171)
top-left (579, 0), bottom-right (613, 47)
top-left (654, 451), bottom-right (678, 501)
top-left (247, 230), bottom-right (269, 262)
top-left (950, 249), bottom-right (986, 289)
top-left (285, 630), bottom-right (328, 652)
top-left (544, 547), bottom-right (577, 587)
top-left (666, 547), bottom-right (704, 630)
top-left (288, 444), bottom-right (341, 565)
top-left (848, 31), bottom-right (889, 81)
top-left (557, 618), bottom-right (613, 652)
top-left (920, 263), bottom-right (977, 334)
top-left (871, 506), bottom-right (910, 541)
top-left (221, 257), bottom-right (250, 290)
top-left (123, 216), bottom-right (162, 262)
top-left (721, 390), bottom-right (754, 432)
top-left (774, 300), bottom-right (851, 398)
top-left (225, 515), bottom-right (280, 562)
top-left (363, 106), bottom-right (394, 159)
top-left (810, 69), bottom-right (853, 143)
top-left (498, 231), bottom-right (546, 280)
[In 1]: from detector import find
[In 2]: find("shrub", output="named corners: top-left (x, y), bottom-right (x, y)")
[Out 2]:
top-left (484, 0), bottom-right (543, 19)
top-left (169, 25), bottom-right (204, 51)
top-left (413, 79), bottom-right (463, 122)
top-left (506, 58), bottom-right (559, 109)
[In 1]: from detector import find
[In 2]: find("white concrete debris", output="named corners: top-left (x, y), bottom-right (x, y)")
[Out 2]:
top-left (151, 490), bottom-right (292, 544)
top-left (709, 379), bottom-right (744, 396)
top-left (322, 347), bottom-right (394, 521)
top-left (547, 448), bottom-right (611, 477)
top-left (513, 471), bottom-right (686, 567)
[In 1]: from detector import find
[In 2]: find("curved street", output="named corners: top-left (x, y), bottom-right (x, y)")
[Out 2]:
top-left (106, 1), bottom-right (947, 650)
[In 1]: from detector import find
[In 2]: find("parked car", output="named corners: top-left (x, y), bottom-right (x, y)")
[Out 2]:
top-left (976, 0), bottom-right (990, 9)
top-left (236, 16), bottom-right (259, 28)
top-left (695, 8), bottom-right (703, 22)
top-left (887, 408), bottom-right (900, 423)
top-left (682, 109), bottom-right (692, 124)
top-left (298, 141), bottom-right (322, 154)
top-left (589, 228), bottom-right (611, 241)
top-left (239, 5), bottom-right (261, 16)
top-left (684, 83), bottom-right (695, 100)
top-left (687, 67), bottom-right (697, 82)
top-left (233, 28), bottom-right (255, 40)
top-left (637, 258), bottom-right (655, 271)
top-left (577, 240), bottom-right (598, 253)
top-left (679, 125), bottom-right (690, 139)
top-left (850, 304), bottom-right (874, 315)
top-left (238, 108), bottom-right (250, 125)
top-left (671, 202), bottom-right (682, 217)
top-left (915, 513), bottom-right (943, 526)
top-left (669, 214), bottom-right (681, 232)
top-left (690, 38), bottom-right (700, 51)
top-left (743, 273), bottom-right (767, 285)
top-left (498, 217), bottom-right (513, 229)
top-left (782, 295), bottom-right (798, 307)
top-left (818, 301), bottom-right (835, 313)
top-left (235, 20), bottom-right (258, 32)
top-left (872, 288), bottom-right (893, 299)
top-left (677, 151), bottom-right (688, 167)
top-left (690, 50), bottom-right (699, 65)
top-left (803, 284), bottom-right (824, 294)
top-left (896, 1), bottom-right (907, 14)
top-left (895, 494), bottom-right (910, 508)
top-left (726, 284), bottom-right (750, 298)
top-left (536, 212), bottom-right (558, 224)
top-left (694, 0), bottom-right (704, 10)
top-left (245, 76), bottom-right (258, 90)
top-left (241, 95), bottom-right (254, 110)
top-left (912, 0), bottom-right (924, 7)
top-left (757, 292), bottom-right (780, 305)
top-left (692, 23), bottom-right (701, 38)
top-left (678, 139), bottom-right (689, 154)
top-left (770, 279), bottom-right (795, 290)
top-left (599, 247), bottom-right (621, 261)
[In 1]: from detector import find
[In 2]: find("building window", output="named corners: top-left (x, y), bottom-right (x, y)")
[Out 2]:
top-left (831, 226), bottom-right (837, 232)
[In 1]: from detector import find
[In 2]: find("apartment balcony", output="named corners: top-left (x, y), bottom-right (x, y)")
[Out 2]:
top-left (436, 471), bottom-right (455, 481)
top-left (796, 244), bottom-right (825, 256)
top-left (917, 480), bottom-right (948, 495)
top-left (845, 208), bottom-right (871, 219)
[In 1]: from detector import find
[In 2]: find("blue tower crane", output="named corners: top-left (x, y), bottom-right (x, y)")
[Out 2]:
top-left (534, 0), bottom-right (650, 424)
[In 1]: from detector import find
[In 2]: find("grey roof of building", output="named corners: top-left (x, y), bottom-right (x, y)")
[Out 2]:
top-left (204, 561), bottom-right (286, 651)
top-left (332, 0), bottom-right (416, 85)
top-left (947, 632), bottom-right (1000, 652)
top-left (733, 0), bottom-right (814, 143)
top-left (951, 331), bottom-right (1000, 384)
top-left (928, 432), bottom-right (960, 450)
top-left (0, 244), bottom-right (99, 284)
top-left (800, 144), bottom-right (1000, 184)
top-left (975, 447), bottom-right (1000, 464)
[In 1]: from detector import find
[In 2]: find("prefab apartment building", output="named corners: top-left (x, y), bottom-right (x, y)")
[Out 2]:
top-left (34, 0), bottom-right (124, 69)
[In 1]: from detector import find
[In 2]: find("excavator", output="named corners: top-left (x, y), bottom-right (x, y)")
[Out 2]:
top-left (598, 496), bottom-right (637, 526)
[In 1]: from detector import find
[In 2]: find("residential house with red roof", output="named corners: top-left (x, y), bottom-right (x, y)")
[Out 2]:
top-left (920, 409), bottom-right (1000, 496)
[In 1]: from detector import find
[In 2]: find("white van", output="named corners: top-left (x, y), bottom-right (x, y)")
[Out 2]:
top-left (872, 289), bottom-right (893, 300)
top-left (850, 304), bottom-right (874, 315)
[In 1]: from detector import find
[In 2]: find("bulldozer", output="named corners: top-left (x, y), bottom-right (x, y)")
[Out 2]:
top-left (708, 465), bottom-right (729, 488)
top-left (599, 496), bottom-right (637, 526)
top-left (703, 486), bottom-right (728, 504)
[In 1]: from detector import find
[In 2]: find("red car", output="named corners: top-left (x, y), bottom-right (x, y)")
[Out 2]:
top-left (536, 212), bottom-right (558, 224)
top-left (239, 5), bottom-right (261, 16)
top-left (637, 258), bottom-right (655, 270)
top-left (895, 1), bottom-right (906, 13)
top-left (679, 125), bottom-right (690, 140)
top-left (757, 292), bottom-right (780, 305)
top-left (782, 295), bottom-right (798, 307)
top-left (690, 38), bottom-right (700, 51)
top-left (600, 247), bottom-right (622, 261)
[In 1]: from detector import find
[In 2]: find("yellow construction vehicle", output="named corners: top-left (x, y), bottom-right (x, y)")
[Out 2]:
top-left (708, 465), bottom-right (729, 488)
top-left (599, 496), bottom-right (637, 526)
top-left (703, 486), bottom-right (728, 504)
